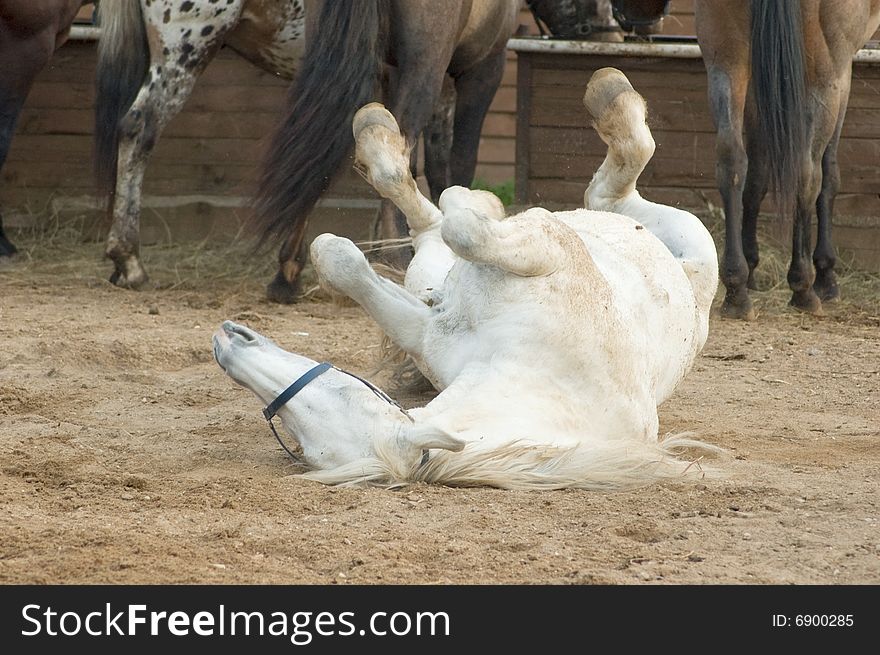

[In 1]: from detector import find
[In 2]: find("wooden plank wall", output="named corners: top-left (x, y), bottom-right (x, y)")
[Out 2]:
top-left (517, 50), bottom-right (880, 270)
top-left (1, 7), bottom-right (539, 243)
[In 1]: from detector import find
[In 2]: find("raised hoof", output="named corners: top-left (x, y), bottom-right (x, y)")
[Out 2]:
top-left (789, 290), bottom-right (824, 316)
top-left (266, 270), bottom-right (301, 305)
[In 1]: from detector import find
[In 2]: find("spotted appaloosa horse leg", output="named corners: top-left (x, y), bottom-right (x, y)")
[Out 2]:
top-left (106, 1), bottom-right (243, 288)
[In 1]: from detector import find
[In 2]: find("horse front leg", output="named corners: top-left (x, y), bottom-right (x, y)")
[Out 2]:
top-left (309, 233), bottom-right (431, 359)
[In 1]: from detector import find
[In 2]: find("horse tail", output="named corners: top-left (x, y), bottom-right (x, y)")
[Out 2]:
top-left (94, 0), bottom-right (149, 193)
top-left (250, 0), bottom-right (388, 249)
top-left (749, 0), bottom-right (807, 211)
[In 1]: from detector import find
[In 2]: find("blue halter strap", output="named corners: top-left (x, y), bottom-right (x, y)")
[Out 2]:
top-left (262, 362), bottom-right (333, 421)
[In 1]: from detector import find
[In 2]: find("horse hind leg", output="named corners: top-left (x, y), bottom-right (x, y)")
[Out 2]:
top-left (812, 88), bottom-right (849, 303)
top-left (107, 7), bottom-right (238, 288)
top-left (448, 49), bottom-right (507, 190)
top-left (741, 103), bottom-right (769, 291)
top-left (309, 233), bottom-right (431, 360)
top-left (422, 75), bottom-right (456, 202)
top-left (787, 89), bottom-right (843, 315)
top-left (706, 66), bottom-right (753, 320)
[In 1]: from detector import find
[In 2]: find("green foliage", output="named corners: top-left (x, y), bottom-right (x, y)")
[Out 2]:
top-left (471, 179), bottom-right (515, 207)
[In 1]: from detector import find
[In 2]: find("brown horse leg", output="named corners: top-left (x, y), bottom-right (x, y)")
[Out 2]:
top-left (448, 49), bottom-right (507, 190)
top-left (0, 35), bottom-right (52, 258)
top-left (705, 67), bottom-right (753, 320)
top-left (741, 105), bottom-right (768, 291)
top-left (267, 223), bottom-right (309, 304)
top-left (788, 88), bottom-right (843, 314)
top-left (787, 163), bottom-right (823, 314)
top-left (423, 75), bottom-right (456, 203)
top-left (0, 98), bottom-right (25, 257)
top-left (812, 90), bottom-right (849, 303)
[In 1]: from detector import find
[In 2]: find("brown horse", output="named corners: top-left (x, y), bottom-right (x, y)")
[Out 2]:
top-left (695, 0), bottom-right (880, 319)
top-left (0, 0), bottom-right (89, 258)
top-left (252, 0), bottom-right (523, 303)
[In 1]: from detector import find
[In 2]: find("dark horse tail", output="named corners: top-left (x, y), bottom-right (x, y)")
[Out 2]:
top-left (749, 0), bottom-right (807, 210)
top-left (251, 0), bottom-right (388, 249)
top-left (94, 0), bottom-right (149, 194)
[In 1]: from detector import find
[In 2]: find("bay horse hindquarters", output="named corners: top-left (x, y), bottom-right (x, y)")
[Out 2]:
top-left (0, 0), bottom-right (87, 259)
top-left (695, 0), bottom-right (880, 319)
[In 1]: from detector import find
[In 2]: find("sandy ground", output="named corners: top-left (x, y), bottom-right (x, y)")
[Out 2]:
top-left (0, 234), bottom-right (878, 585)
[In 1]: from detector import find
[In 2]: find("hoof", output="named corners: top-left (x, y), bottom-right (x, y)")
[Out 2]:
top-left (789, 289), bottom-right (824, 316)
top-left (266, 270), bottom-right (301, 304)
top-left (719, 289), bottom-right (756, 321)
top-left (0, 242), bottom-right (18, 259)
top-left (107, 252), bottom-right (148, 289)
top-left (720, 300), bottom-right (757, 321)
top-left (813, 276), bottom-right (840, 303)
top-left (109, 266), bottom-right (149, 290)
top-left (352, 102), bottom-right (401, 141)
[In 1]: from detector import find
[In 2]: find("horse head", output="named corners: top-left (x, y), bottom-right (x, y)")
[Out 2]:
top-left (213, 321), bottom-right (462, 480)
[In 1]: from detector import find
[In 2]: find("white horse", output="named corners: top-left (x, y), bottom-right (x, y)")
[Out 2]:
top-left (213, 68), bottom-right (720, 490)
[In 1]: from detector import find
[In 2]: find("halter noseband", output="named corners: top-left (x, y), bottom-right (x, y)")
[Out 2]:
top-left (262, 362), bottom-right (428, 467)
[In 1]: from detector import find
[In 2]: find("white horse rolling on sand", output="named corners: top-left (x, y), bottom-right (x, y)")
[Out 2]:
top-left (213, 68), bottom-right (720, 490)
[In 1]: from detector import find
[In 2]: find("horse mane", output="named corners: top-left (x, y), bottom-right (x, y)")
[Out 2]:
top-left (301, 434), bottom-right (725, 491)
top-left (250, 0), bottom-right (390, 251)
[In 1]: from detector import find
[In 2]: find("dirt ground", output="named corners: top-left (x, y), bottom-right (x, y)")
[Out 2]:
top-left (1, 232), bottom-right (878, 585)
